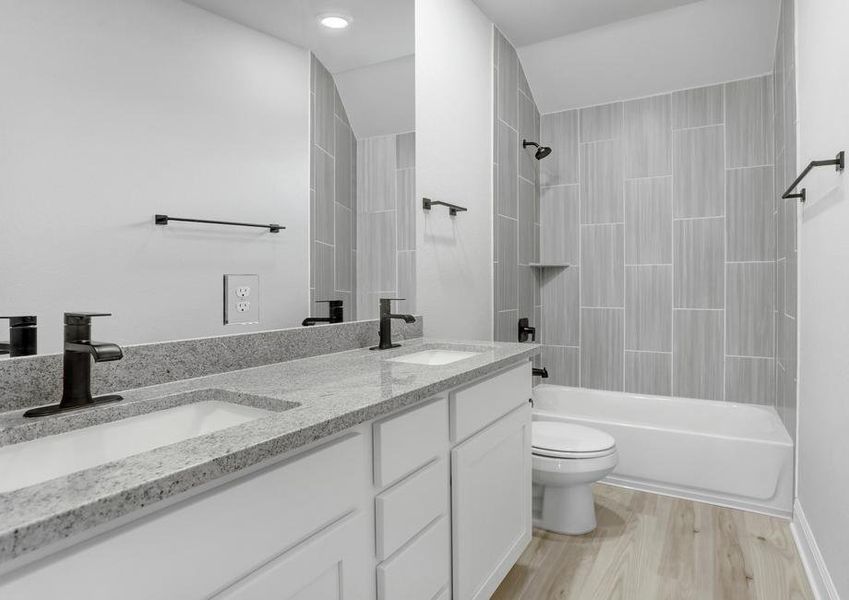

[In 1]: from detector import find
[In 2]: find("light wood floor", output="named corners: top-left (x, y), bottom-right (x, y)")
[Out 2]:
top-left (492, 484), bottom-right (812, 600)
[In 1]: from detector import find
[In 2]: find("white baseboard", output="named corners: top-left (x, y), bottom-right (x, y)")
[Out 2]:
top-left (791, 499), bottom-right (840, 600)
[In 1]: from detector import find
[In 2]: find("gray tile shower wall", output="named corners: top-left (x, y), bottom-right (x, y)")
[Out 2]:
top-left (310, 54), bottom-right (357, 320)
top-left (773, 0), bottom-right (798, 438)
top-left (356, 132), bottom-right (417, 319)
top-left (493, 28), bottom-right (541, 344)
top-left (538, 74), bottom-right (777, 403)
top-left (0, 317), bottom-right (424, 414)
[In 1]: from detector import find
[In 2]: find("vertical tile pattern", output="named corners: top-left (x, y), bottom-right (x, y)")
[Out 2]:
top-left (626, 266), bottom-right (672, 352)
top-left (581, 224), bottom-right (624, 307)
top-left (541, 346), bottom-right (580, 386)
top-left (496, 216), bottom-right (518, 312)
top-left (727, 166), bottom-right (775, 261)
top-left (540, 110), bottom-right (579, 186)
top-left (726, 357), bottom-right (775, 405)
top-left (674, 218), bottom-right (725, 308)
top-left (540, 185), bottom-right (579, 264)
top-left (674, 310), bottom-right (724, 400)
top-left (726, 263), bottom-right (774, 357)
top-left (772, 3), bottom-right (797, 436)
top-left (518, 180), bottom-right (534, 265)
top-left (581, 139), bottom-right (624, 224)
top-left (726, 76), bottom-right (774, 168)
top-left (580, 102), bottom-right (623, 142)
top-left (625, 352), bottom-right (672, 396)
top-left (358, 136), bottom-right (396, 212)
top-left (496, 121), bottom-right (519, 219)
top-left (625, 177), bottom-right (672, 264)
top-left (357, 132), bottom-right (417, 320)
top-left (673, 125), bottom-right (725, 218)
top-left (671, 84), bottom-right (724, 129)
top-left (537, 75), bottom-right (775, 405)
top-left (624, 95), bottom-right (671, 178)
top-left (541, 267), bottom-right (579, 346)
top-left (493, 28), bottom-right (541, 342)
top-left (310, 54), bottom-right (357, 320)
top-left (581, 309), bottom-right (624, 391)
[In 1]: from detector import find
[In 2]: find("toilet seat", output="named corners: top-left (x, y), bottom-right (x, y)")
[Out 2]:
top-left (532, 421), bottom-right (616, 459)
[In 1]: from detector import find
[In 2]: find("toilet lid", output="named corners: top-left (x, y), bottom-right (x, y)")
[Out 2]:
top-left (532, 421), bottom-right (615, 457)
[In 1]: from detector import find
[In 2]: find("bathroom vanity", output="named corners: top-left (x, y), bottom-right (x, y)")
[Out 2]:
top-left (0, 338), bottom-right (536, 600)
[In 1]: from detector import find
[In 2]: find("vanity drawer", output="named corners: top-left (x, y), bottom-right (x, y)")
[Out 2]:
top-left (375, 458), bottom-right (448, 560)
top-left (377, 516), bottom-right (450, 600)
top-left (373, 396), bottom-right (448, 488)
top-left (450, 362), bottom-right (530, 442)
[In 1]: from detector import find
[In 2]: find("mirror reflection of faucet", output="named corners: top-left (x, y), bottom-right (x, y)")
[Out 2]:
top-left (24, 312), bottom-right (124, 418)
top-left (0, 316), bottom-right (38, 358)
top-left (302, 300), bottom-right (344, 326)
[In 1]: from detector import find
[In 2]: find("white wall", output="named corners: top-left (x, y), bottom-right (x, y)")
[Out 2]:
top-left (519, 0), bottom-right (779, 113)
top-left (0, 0), bottom-right (310, 354)
top-left (795, 0), bottom-right (849, 595)
top-left (335, 55), bottom-right (415, 139)
top-left (416, 0), bottom-right (493, 340)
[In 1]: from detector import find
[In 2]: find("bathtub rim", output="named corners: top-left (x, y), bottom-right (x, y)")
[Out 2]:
top-left (532, 384), bottom-right (793, 446)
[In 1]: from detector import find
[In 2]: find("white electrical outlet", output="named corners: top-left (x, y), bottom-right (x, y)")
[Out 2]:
top-left (224, 275), bottom-right (259, 325)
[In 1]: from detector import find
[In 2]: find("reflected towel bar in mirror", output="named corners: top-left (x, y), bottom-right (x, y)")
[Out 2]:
top-left (155, 214), bottom-right (284, 233)
top-left (782, 151), bottom-right (844, 203)
top-left (422, 198), bottom-right (468, 216)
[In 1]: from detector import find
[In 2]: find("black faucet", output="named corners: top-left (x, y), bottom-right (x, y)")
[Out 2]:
top-left (518, 317), bottom-right (536, 343)
top-left (302, 300), bottom-right (344, 326)
top-left (532, 367), bottom-right (549, 379)
top-left (0, 316), bottom-right (38, 357)
top-left (370, 298), bottom-right (416, 350)
top-left (24, 313), bottom-right (124, 418)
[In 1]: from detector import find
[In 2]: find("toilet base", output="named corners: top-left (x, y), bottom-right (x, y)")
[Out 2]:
top-left (539, 483), bottom-right (597, 535)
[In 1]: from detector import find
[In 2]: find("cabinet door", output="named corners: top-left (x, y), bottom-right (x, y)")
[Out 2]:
top-left (215, 512), bottom-right (369, 600)
top-left (451, 404), bottom-right (531, 600)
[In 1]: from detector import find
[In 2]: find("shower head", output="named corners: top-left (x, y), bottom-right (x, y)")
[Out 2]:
top-left (523, 139), bottom-right (552, 160)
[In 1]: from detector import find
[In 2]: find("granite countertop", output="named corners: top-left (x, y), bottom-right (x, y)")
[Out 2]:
top-left (0, 338), bottom-right (538, 565)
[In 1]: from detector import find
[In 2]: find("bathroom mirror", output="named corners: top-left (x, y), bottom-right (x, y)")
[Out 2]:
top-left (0, 0), bottom-right (414, 355)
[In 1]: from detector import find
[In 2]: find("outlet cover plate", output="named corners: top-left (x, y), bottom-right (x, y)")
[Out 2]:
top-left (224, 274), bottom-right (259, 325)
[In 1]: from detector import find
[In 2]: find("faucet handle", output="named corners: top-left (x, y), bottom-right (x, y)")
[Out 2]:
top-left (0, 316), bottom-right (37, 326)
top-left (65, 312), bottom-right (112, 325)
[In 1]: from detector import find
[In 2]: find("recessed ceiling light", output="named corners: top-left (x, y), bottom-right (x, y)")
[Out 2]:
top-left (319, 15), bottom-right (351, 29)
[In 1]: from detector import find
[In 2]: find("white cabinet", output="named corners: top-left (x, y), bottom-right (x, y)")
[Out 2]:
top-left (377, 516), bottom-right (451, 600)
top-left (451, 404), bottom-right (532, 600)
top-left (214, 512), bottom-right (369, 600)
top-left (0, 360), bottom-right (532, 600)
top-left (450, 362), bottom-right (531, 442)
top-left (373, 396), bottom-right (448, 487)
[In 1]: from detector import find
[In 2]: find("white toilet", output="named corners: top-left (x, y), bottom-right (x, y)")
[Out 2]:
top-left (532, 420), bottom-right (618, 535)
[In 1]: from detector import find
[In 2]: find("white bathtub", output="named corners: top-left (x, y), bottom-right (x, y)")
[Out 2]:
top-left (533, 384), bottom-right (794, 517)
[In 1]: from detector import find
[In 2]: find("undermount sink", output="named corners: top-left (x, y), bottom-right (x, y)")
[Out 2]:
top-left (0, 398), bottom-right (278, 494)
top-left (387, 349), bottom-right (480, 366)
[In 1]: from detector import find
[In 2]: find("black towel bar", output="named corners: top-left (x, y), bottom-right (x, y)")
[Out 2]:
top-left (782, 151), bottom-right (844, 203)
top-left (422, 198), bottom-right (468, 216)
top-left (155, 214), bottom-right (284, 233)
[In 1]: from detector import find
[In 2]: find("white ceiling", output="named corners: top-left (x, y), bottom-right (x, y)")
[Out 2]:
top-left (473, 0), bottom-right (702, 46)
top-left (183, 0), bottom-right (414, 138)
top-left (504, 0), bottom-right (781, 113)
top-left (183, 0), bottom-right (413, 74)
